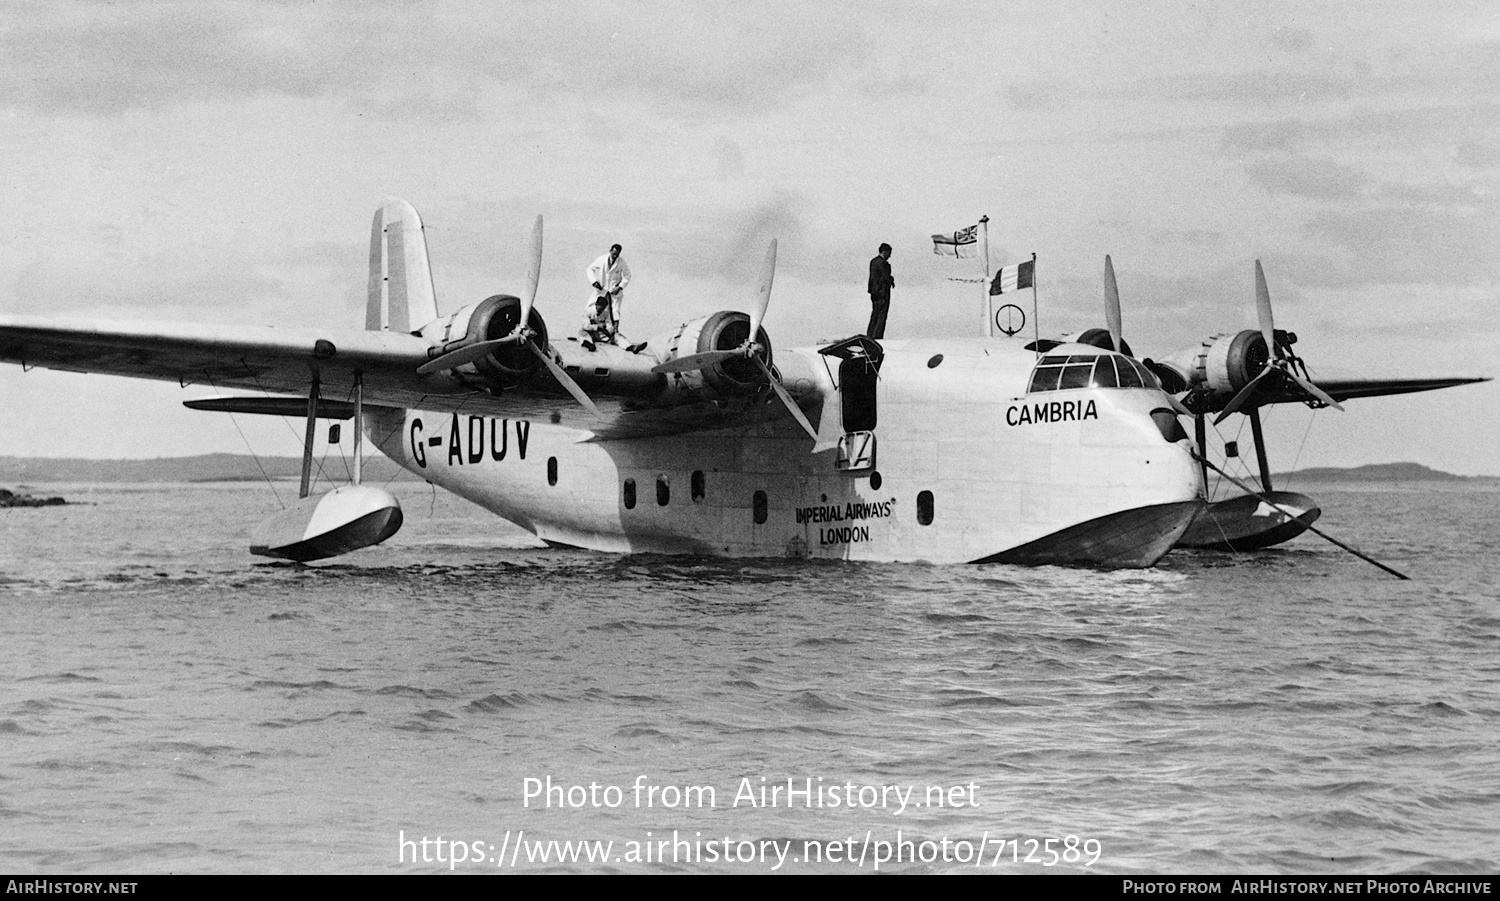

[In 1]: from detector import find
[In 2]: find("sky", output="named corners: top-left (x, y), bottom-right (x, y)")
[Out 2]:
top-left (1, 0), bottom-right (1496, 476)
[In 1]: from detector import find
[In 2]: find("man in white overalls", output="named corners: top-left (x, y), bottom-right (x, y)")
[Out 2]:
top-left (580, 243), bottom-right (631, 350)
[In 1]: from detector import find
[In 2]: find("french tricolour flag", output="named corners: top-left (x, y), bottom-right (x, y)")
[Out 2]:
top-left (989, 259), bottom-right (1035, 295)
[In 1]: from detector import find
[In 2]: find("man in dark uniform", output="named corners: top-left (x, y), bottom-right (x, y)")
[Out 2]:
top-left (866, 243), bottom-right (894, 339)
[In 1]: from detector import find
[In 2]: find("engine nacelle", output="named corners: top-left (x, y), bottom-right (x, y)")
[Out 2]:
top-left (654, 311), bottom-right (773, 397)
top-left (1158, 329), bottom-right (1270, 399)
top-left (416, 294), bottom-right (548, 390)
top-left (1067, 328), bottom-right (1133, 356)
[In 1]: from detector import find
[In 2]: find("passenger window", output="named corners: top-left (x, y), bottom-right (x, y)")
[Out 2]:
top-left (547, 457), bottom-right (558, 486)
top-left (917, 491), bottom-right (934, 526)
top-left (623, 478), bottom-right (636, 510)
top-left (752, 490), bottom-right (768, 525)
top-left (691, 470), bottom-right (705, 503)
top-left (656, 475), bottom-right (670, 506)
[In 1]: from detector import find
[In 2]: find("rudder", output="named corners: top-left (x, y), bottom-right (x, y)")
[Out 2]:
top-left (366, 198), bottom-right (439, 332)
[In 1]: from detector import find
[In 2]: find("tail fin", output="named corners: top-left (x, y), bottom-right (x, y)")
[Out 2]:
top-left (366, 198), bottom-right (439, 333)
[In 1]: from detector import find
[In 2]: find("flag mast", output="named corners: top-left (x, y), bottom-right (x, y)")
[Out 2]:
top-left (980, 215), bottom-right (991, 337)
top-left (1030, 252), bottom-right (1040, 358)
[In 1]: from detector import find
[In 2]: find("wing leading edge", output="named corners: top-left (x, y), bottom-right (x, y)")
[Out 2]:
top-left (1263, 375), bottom-right (1491, 405)
top-left (0, 314), bottom-right (827, 441)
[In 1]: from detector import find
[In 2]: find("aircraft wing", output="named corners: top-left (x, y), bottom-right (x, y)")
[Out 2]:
top-left (1262, 375), bottom-right (1490, 405)
top-left (0, 314), bottom-right (434, 398)
top-left (0, 314), bottom-right (821, 441)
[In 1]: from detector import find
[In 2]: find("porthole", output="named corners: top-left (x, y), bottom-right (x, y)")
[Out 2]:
top-left (917, 490), bottom-right (934, 526)
top-left (870, 471), bottom-right (883, 490)
top-left (623, 478), bottom-right (636, 510)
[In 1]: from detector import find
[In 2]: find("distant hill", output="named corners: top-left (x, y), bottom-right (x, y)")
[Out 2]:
top-left (1274, 462), bottom-right (1480, 483)
top-left (1, 455), bottom-right (1489, 486)
top-left (0, 453), bottom-right (422, 484)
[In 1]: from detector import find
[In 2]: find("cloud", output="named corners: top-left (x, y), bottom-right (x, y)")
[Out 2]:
top-left (1243, 157), bottom-right (1371, 200)
top-left (0, 1), bottom-right (873, 120)
top-left (1, 229), bottom-right (362, 325)
top-left (1220, 102), bottom-right (1500, 155)
top-left (713, 136), bottom-right (746, 181)
top-left (1376, 181), bottom-right (1487, 207)
top-left (630, 194), bottom-right (816, 284)
top-left (1267, 25), bottom-right (1316, 54)
top-left (1007, 80), bottom-right (1073, 112)
top-left (1146, 227), bottom-right (1224, 248)
top-left (1301, 205), bottom-right (1500, 287)
top-left (1150, 69), bottom-right (1372, 108)
top-left (0, 3), bottom-right (382, 114)
top-left (1135, 36), bottom-right (1500, 110)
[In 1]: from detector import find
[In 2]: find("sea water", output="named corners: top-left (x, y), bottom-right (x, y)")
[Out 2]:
top-left (1, 480), bottom-right (1496, 873)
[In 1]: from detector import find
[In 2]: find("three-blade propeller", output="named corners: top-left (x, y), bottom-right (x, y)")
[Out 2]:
top-left (650, 240), bottom-right (778, 375)
top-left (649, 239), bottom-right (818, 442)
top-left (1213, 261), bottom-right (1344, 425)
top-left (416, 215), bottom-right (602, 419)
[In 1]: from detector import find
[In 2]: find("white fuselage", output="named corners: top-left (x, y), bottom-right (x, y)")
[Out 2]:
top-left (372, 338), bottom-right (1202, 564)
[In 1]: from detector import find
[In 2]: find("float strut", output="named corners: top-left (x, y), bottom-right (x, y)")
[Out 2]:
top-left (1248, 407), bottom-right (1273, 492)
top-left (1194, 413), bottom-right (1209, 498)
top-left (299, 377), bottom-right (320, 499)
top-left (352, 372), bottom-right (363, 487)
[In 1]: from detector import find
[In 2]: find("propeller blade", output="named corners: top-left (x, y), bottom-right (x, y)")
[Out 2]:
top-left (528, 342), bottom-right (603, 419)
top-left (658, 238), bottom-right (779, 374)
top-left (1214, 367), bottom-right (1274, 425)
top-left (520, 214), bottom-right (542, 333)
top-left (1254, 259), bottom-right (1278, 361)
top-left (752, 355), bottom-right (818, 442)
top-left (1286, 370), bottom-right (1345, 412)
top-left (1248, 260), bottom-right (1343, 412)
top-left (650, 349), bottom-right (741, 374)
top-left (416, 337), bottom-right (514, 375)
top-left (1104, 255), bottom-right (1123, 354)
top-left (747, 239), bottom-right (776, 348)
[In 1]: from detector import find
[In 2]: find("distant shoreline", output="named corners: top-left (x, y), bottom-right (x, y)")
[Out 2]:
top-left (1270, 462), bottom-right (1496, 484)
top-left (0, 453), bottom-right (423, 485)
top-left (0, 455), bottom-right (1494, 485)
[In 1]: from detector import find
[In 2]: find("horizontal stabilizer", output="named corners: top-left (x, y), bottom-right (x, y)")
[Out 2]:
top-left (184, 396), bottom-right (356, 419)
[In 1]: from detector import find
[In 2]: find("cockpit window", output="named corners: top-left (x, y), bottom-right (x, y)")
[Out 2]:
top-left (1092, 356), bottom-right (1119, 388)
top-left (1124, 357), bottom-right (1159, 388)
top-left (1029, 361), bottom-right (1063, 392)
top-left (1028, 353), bottom-right (1160, 394)
top-left (1058, 359), bottom-right (1094, 389)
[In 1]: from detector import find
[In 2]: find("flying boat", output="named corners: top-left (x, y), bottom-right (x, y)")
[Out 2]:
top-left (0, 200), bottom-right (1206, 566)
